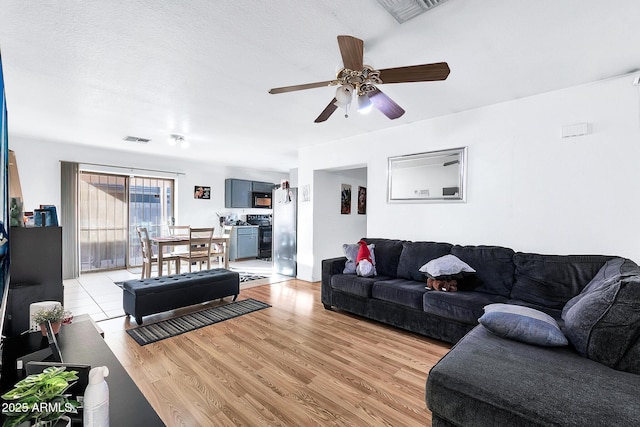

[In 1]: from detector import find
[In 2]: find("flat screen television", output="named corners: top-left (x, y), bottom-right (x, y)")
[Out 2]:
top-left (0, 48), bottom-right (11, 372)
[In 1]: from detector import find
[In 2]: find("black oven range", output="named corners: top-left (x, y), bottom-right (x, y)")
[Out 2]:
top-left (246, 214), bottom-right (272, 259)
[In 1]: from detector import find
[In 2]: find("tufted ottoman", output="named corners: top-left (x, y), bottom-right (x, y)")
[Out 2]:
top-left (122, 268), bottom-right (240, 325)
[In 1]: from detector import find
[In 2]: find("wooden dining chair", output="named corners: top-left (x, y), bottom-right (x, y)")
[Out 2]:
top-left (168, 225), bottom-right (191, 256)
top-left (136, 226), bottom-right (180, 278)
top-left (178, 227), bottom-right (214, 272)
top-left (210, 226), bottom-right (232, 269)
top-left (168, 225), bottom-right (190, 236)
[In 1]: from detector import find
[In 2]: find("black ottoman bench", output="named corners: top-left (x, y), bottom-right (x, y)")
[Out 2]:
top-left (122, 268), bottom-right (240, 325)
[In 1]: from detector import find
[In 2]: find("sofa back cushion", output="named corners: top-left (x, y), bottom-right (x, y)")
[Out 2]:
top-left (511, 253), bottom-right (614, 310)
top-left (361, 238), bottom-right (405, 278)
top-left (562, 257), bottom-right (640, 374)
top-left (450, 245), bottom-right (515, 297)
top-left (397, 241), bottom-right (453, 282)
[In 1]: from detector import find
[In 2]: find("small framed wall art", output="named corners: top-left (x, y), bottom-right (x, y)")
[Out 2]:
top-left (357, 186), bottom-right (366, 214)
top-left (194, 186), bottom-right (210, 199)
top-left (341, 184), bottom-right (351, 214)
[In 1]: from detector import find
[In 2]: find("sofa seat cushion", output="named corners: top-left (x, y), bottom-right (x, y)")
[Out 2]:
top-left (331, 274), bottom-right (391, 298)
top-left (562, 257), bottom-right (640, 373)
top-left (423, 291), bottom-right (507, 324)
top-left (511, 253), bottom-right (614, 310)
top-left (426, 326), bottom-right (640, 427)
top-left (371, 279), bottom-right (427, 309)
top-left (361, 238), bottom-right (405, 277)
top-left (450, 245), bottom-right (515, 297)
top-left (396, 241), bottom-right (453, 282)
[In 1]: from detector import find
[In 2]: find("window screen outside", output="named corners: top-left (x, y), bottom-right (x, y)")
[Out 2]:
top-left (79, 172), bottom-right (174, 272)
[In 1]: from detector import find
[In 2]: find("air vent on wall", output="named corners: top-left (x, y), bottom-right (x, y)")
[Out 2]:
top-left (123, 136), bottom-right (151, 144)
top-left (376, 0), bottom-right (449, 23)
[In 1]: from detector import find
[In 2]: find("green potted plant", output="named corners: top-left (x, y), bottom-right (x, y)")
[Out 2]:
top-left (1, 366), bottom-right (80, 427)
top-left (31, 307), bottom-right (72, 336)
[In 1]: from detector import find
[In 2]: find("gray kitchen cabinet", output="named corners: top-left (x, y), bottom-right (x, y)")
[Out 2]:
top-left (252, 181), bottom-right (275, 194)
top-left (228, 226), bottom-right (258, 261)
top-left (225, 178), bottom-right (275, 208)
top-left (225, 179), bottom-right (252, 208)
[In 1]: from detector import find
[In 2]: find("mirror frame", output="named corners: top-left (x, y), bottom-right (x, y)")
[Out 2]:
top-left (387, 147), bottom-right (467, 203)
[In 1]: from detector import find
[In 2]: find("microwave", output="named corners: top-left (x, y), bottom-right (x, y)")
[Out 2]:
top-left (252, 192), bottom-right (272, 209)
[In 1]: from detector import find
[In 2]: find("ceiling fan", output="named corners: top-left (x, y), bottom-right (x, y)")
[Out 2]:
top-left (268, 35), bottom-right (450, 123)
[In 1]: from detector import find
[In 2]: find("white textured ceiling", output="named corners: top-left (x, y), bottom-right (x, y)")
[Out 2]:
top-left (1, 1), bottom-right (639, 172)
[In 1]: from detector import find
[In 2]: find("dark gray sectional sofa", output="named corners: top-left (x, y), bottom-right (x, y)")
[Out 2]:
top-left (321, 238), bottom-right (640, 426)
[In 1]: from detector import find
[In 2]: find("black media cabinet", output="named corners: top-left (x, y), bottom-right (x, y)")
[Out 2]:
top-left (1, 316), bottom-right (164, 426)
top-left (6, 226), bottom-right (64, 336)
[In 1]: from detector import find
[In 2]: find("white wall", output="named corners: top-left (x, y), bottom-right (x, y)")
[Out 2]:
top-left (10, 137), bottom-right (287, 231)
top-left (305, 168), bottom-right (367, 280)
top-left (298, 74), bottom-right (640, 282)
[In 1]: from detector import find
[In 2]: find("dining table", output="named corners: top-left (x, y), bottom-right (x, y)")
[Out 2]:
top-left (151, 235), bottom-right (230, 276)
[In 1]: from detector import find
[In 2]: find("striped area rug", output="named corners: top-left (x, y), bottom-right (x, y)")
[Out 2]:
top-left (126, 298), bottom-right (270, 345)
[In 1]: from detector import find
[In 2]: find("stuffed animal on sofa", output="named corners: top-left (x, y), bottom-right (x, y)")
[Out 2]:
top-left (355, 239), bottom-right (376, 277)
top-left (426, 277), bottom-right (458, 292)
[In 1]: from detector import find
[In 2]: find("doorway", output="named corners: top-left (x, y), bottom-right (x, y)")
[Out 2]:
top-left (79, 171), bottom-right (174, 272)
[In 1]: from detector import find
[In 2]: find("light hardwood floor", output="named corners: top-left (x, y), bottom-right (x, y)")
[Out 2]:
top-left (98, 280), bottom-right (452, 426)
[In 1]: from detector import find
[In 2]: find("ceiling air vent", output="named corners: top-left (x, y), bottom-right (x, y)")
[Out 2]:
top-left (376, 0), bottom-right (449, 23)
top-left (123, 136), bottom-right (151, 144)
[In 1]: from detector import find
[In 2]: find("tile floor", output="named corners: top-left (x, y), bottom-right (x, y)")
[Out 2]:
top-left (63, 259), bottom-right (289, 322)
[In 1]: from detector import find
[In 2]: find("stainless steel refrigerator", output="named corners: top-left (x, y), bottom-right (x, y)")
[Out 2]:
top-left (272, 187), bottom-right (297, 276)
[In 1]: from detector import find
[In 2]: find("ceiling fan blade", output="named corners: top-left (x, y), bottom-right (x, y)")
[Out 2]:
top-left (337, 35), bottom-right (363, 71)
top-left (368, 88), bottom-right (405, 120)
top-left (269, 80), bottom-right (333, 94)
top-left (379, 62), bottom-right (450, 84)
top-left (314, 98), bottom-right (339, 123)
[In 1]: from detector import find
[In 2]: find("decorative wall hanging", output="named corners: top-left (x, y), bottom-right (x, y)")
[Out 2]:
top-left (358, 186), bottom-right (367, 214)
top-left (388, 147), bottom-right (466, 203)
top-left (194, 186), bottom-right (210, 199)
top-left (301, 184), bottom-right (311, 202)
top-left (341, 184), bottom-right (351, 214)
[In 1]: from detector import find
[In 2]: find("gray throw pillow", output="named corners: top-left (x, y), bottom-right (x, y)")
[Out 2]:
top-left (343, 243), bottom-right (376, 275)
top-left (419, 254), bottom-right (476, 279)
top-left (479, 303), bottom-right (568, 347)
top-left (562, 258), bottom-right (640, 373)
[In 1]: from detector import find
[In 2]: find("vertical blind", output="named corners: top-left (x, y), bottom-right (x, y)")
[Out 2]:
top-left (60, 161), bottom-right (79, 279)
top-left (79, 172), bottom-right (128, 272)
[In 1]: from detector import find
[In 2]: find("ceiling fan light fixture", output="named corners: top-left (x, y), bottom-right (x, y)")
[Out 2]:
top-left (334, 84), bottom-right (354, 107)
top-left (357, 94), bottom-right (373, 114)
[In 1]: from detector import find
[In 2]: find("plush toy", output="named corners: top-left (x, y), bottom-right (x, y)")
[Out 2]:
top-left (9, 197), bottom-right (23, 227)
top-left (355, 239), bottom-right (375, 277)
top-left (426, 277), bottom-right (458, 292)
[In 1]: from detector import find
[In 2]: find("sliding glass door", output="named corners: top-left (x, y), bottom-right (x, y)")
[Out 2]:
top-left (79, 172), bottom-right (127, 271)
top-left (79, 172), bottom-right (174, 272)
top-left (128, 177), bottom-right (174, 267)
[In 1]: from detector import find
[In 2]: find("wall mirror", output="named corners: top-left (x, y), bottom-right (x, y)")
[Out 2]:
top-left (387, 147), bottom-right (466, 202)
